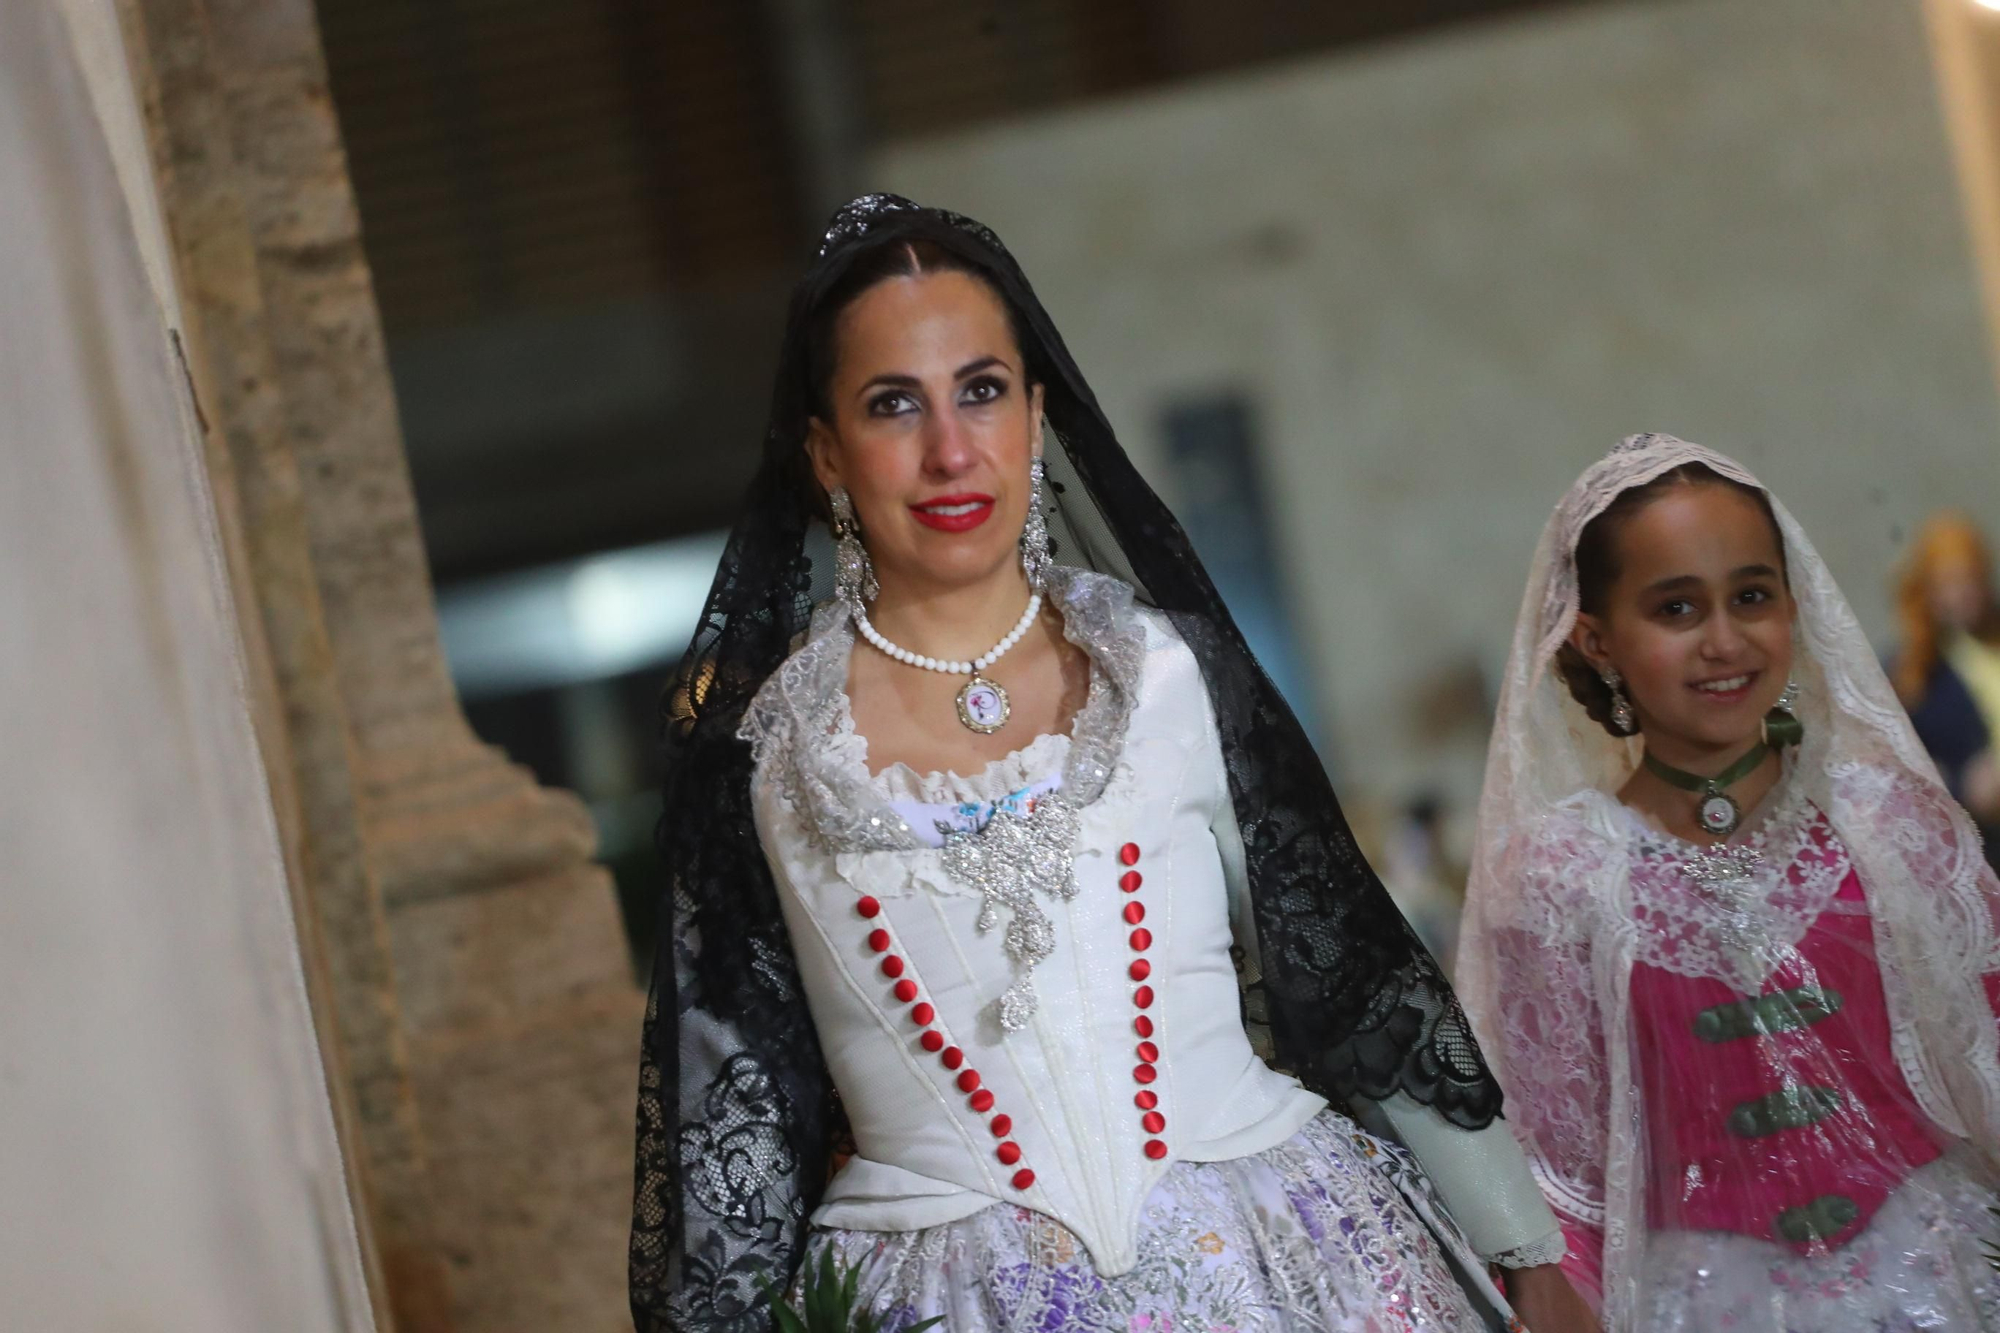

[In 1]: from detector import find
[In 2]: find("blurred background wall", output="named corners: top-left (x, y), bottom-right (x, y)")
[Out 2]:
top-left (308, 0), bottom-right (2000, 984)
top-left (871, 0), bottom-right (2000, 819)
top-left (102, 0), bottom-right (1999, 1329)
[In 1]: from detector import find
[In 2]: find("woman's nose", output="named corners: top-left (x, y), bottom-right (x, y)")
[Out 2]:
top-left (921, 408), bottom-right (977, 477)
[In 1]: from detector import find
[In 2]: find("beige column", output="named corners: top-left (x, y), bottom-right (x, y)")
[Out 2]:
top-left (118, 1), bottom-right (648, 1329)
top-left (1928, 0), bottom-right (2000, 392)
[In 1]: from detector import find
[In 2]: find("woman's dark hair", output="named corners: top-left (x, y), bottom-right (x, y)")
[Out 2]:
top-left (1556, 463), bottom-right (1787, 734)
top-left (803, 237), bottom-right (1042, 421)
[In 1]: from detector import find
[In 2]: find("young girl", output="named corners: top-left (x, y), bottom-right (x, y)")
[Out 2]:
top-left (1458, 434), bottom-right (2000, 1330)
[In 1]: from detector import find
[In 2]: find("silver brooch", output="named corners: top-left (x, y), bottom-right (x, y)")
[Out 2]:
top-left (1686, 844), bottom-right (1763, 894)
top-left (940, 790), bottom-right (1081, 1032)
top-left (1685, 844), bottom-right (1774, 979)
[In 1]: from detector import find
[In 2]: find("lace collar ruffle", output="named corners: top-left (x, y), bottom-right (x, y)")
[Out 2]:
top-left (740, 566), bottom-right (1148, 855)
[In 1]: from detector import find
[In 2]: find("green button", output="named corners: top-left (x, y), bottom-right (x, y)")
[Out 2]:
top-left (1695, 986), bottom-right (1844, 1043)
top-left (1775, 1194), bottom-right (1859, 1244)
top-left (1728, 1085), bottom-right (1844, 1138)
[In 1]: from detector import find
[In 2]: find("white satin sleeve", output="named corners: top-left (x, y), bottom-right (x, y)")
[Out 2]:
top-left (1368, 1093), bottom-right (1566, 1266)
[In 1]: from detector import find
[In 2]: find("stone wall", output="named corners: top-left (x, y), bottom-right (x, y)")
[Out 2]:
top-left (118, 2), bottom-right (646, 1329)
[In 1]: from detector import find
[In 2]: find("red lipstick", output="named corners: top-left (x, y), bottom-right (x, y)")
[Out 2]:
top-left (909, 493), bottom-right (995, 533)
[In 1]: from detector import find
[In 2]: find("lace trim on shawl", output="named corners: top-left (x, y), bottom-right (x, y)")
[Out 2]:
top-left (1593, 773), bottom-right (1855, 988)
top-left (739, 565), bottom-right (1146, 855)
top-left (1491, 1230), bottom-right (1569, 1270)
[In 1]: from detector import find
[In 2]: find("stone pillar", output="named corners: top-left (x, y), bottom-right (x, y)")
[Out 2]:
top-left (1926, 0), bottom-right (2000, 392)
top-left (118, 2), bottom-right (647, 1330)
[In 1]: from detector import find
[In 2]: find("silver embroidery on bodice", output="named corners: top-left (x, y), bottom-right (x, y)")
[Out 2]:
top-left (938, 788), bottom-right (1085, 1030)
top-left (740, 566), bottom-right (1147, 1031)
top-left (1684, 844), bottom-right (1773, 979)
top-left (1618, 773), bottom-right (1848, 990)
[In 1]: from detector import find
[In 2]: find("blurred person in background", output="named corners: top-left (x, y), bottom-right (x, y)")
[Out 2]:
top-left (1460, 436), bottom-right (2000, 1331)
top-left (630, 195), bottom-right (1594, 1333)
top-left (1892, 511), bottom-right (2000, 867)
top-left (1381, 792), bottom-right (1468, 974)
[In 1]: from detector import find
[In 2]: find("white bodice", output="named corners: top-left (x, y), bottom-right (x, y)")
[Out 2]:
top-left (746, 582), bottom-right (1323, 1274)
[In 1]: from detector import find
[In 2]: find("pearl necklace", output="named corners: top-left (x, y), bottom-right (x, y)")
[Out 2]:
top-left (854, 592), bottom-right (1042, 734)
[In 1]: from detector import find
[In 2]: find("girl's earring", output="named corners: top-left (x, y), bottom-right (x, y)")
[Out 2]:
top-left (1600, 665), bottom-right (1636, 735)
top-left (1020, 457), bottom-right (1051, 592)
top-left (1766, 677), bottom-right (1804, 748)
top-left (830, 487), bottom-right (879, 608)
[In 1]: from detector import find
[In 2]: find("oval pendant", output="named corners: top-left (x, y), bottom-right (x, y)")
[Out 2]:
top-left (1699, 790), bottom-right (1742, 837)
top-left (957, 675), bottom-right (1010, 734)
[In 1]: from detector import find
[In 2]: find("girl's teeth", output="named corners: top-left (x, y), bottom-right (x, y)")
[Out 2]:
top-left (924, 502), bottom-right (983, 516)
top-left (1697, 676), bottom-right (1750, 693)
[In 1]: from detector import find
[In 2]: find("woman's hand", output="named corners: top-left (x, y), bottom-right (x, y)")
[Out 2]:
top-left (1503, 1262), bottom-right (1599, 1333)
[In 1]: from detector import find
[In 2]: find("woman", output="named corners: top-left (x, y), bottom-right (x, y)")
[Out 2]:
top-left (1458, 435), bottom-right (2000, 1331)
top-left (630, 194), bottom-right (1592, 1332)
top-left (1892, 512), bottom-right (2000, 867)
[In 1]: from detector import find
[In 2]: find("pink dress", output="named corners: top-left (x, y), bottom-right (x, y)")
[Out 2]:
top-left (1527, 782), bottom-right (2000, 1329)
top-left (1627, 817), bottom-right (1949, 1251)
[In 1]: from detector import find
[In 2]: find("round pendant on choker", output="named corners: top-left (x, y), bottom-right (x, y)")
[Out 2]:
top-left (1643, 739), bottom-right (1771, 841)
top-left (1699, 791), bottom-right (1743, 837)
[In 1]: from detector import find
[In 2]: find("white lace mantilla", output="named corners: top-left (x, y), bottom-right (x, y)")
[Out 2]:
top-left (1600, 772), bottom-right (1853, 991)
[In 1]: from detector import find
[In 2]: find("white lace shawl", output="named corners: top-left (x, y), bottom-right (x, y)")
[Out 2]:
top-left (1455, 435), bottom-right (2000, 1327)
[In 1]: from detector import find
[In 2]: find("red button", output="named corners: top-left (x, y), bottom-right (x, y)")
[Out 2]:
top-left (920, 1030), bottom-right (944, 1052)
top-left (1135, 1090), bottom-right (1159, 1110)
top-left (1143, 1139), bottom-right (1168, 1160)
top-left (969, 1089), bottom-right (995, 1112)
top-left (867, 929), bottom-right (891, 952)
top-left (990, 1114), bottom-right (1013, 1137)
top-left (1129, 928), bottom-right (1152, 951)
top-left (1136, 1041), bottom-right (1159, 1063)
top-left (956, 1069), bottom-right (982, 1093)
top-left (1119, 843), bottom-right (1140, 866)
top-left (1120, 870), bottom-right (1142, 893)
top-left (1129, 959), bottom-right (1152, 982)
top-left (1122, 902), bottom-right (1146, 926)
top-left (1134, 985), bottom-right (1154, 1009)
top-left (881, 956), bottom-right (905, 979)
top-left (910, 1002), bottom-right (935, 1025)
top-left (1012, 1169), bottom-right (1036, 1190)
top-left (857, 896), bottom-right (881, 918)
top-left (1134, 1015), bottom-right (1154, 1038)
top-left (1142, 1111), bottom-right (1166, 1134)
top-left (893, 979), bottom-right (919, 1003)
top-left (941, 1046), bottom-right (964, 1070)
top-left (996, 1141), bottom-right (1021, 1165)
top-left (1134, 1063), bottom-right (1157, 1084)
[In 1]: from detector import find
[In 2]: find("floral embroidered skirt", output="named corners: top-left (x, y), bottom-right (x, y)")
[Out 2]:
top-left (796, 1110), bottom-right (1510, 1332)
top-left (1633, 1151), bottom-right (2000, 1331)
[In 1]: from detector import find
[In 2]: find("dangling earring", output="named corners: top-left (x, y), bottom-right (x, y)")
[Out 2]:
top-left (829, 487), bottom-right (878, 609)
top-left (1766, 677), bottom-right (1804, 748)
top-left (1020, 457), bottom-right (1051, 592)
top-left (1600, 665), bottom-right (1636, 735)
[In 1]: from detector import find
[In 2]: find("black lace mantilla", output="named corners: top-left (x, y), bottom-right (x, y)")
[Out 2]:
top-left (630, 194), bottom-right (1503, 1332)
